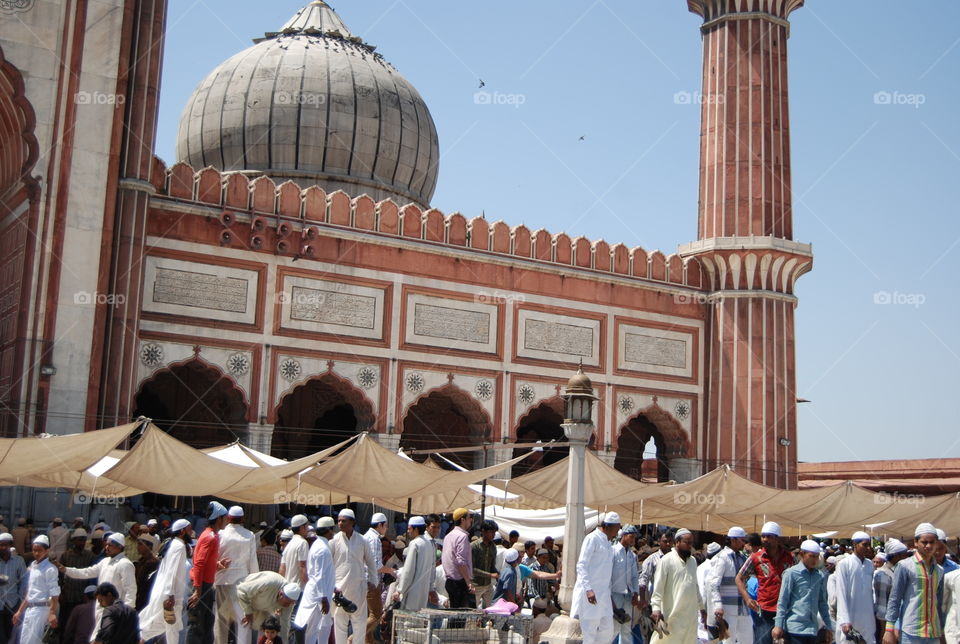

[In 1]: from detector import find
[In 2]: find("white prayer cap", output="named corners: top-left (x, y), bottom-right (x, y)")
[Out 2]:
top-left (0, 533), bottom-right (12, 543)
top-left (106, 533), bottom-right (125, 548)
top-left (33, 535), bottom-right (50, 547)
top-left (371, 512), bottom-right (388, 524)
top-left (146, 519), bottom-right (158, 526)
top-left (937, 529), bottom-right (947, 542)
top-left (338, 509), bottom-right (356, 521)
top-left (171, 518), bottom-right (191, 534)
top-left (290, 514), bottom-right (308, 528)
top-left (316, 517), bottom-right (335, 529)
top-left (727, 527), bottom-right (747, 538)
top-left (504, 548), bottom-right (519, 563)
top-left (826, 555), bottom-right (838, 564)
top-left (408, 516), bottom-right (426, 527)
top-left (706, 542), bottom-right (722, 556)
top-left (875, 552), bottom-right (887, 562)
top-left (675, 528), bottom-right (692, 539)
top-left (915, 522), bottom-right (937, 538)
top-left (760, 521), bottom-right (781, 536)
top-left (800, 539), bottom-right (821, 554)
top-left (851, 531), bottom-right (871, 542)
top-left (228, 506), bottom-right (244, 518)
top-left (885, 539), bottom-right (908, 556)
top-left (83, 585), bottom-right (98, 594)
top-left (281, 583), bottom-right (301, 601)
top-left (72, 528), bottom-right (88, 539)
top-left (602, 512), bottom-right (621, 525)
top-left (279, 529), bottom-right (294, 541)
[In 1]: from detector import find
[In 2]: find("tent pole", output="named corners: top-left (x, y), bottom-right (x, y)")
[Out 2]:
top-left (407, 498), bottom-right (412, 517)
top-left (480, 443), bottom-right (489, 523)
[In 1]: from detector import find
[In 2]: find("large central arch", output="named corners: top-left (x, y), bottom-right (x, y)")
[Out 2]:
top-left (400, 384), bottom-right (491, 469)
top-left (614, 404), bottom-right (689, 482)
top-left (133, 359), bottom-right (248, 448)
top-left (273, 373), bottom-right (375, 460)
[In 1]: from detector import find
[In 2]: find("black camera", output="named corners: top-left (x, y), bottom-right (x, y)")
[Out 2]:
top-left (613, 607), bottom-right (630, 624)
top-left (333, 592), bottom-right (357, 613)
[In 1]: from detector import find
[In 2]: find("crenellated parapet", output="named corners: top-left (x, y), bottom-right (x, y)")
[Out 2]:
top-left (154, 162), bottom-right (708, 291)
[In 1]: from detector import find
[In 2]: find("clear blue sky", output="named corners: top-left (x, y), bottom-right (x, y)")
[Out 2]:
top-left (156, 1), bottom-right (960, 464)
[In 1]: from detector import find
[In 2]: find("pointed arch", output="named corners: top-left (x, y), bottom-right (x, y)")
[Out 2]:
top-left (400, 383), bottom-right (492, 469)
top-left (512, 396), bottom-right (566, 476)
top-left (614, 402), bottom-right (690, 482)
top-left (274, 371), bottom-right (376, 460)
top-left (132, 359), bottom-right (249, 448)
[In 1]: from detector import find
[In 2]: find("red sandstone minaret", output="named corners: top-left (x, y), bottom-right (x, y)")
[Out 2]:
top-left (682, 0), bottom-right (813, 488)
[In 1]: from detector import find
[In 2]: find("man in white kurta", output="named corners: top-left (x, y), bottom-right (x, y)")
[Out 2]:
top-left (139, 518), bottom-right (192, 643)
top-left (707, 527), bottom-right (751, 644)
top-left (13, 536), bottom-right (60, 644)
top-left (328, 508), bottom-right (376, 644)
top-left (294, 517), bottom-right (336, 644)
top-left (835, 532), bottom-right (877, 644)
top-left (59, 532), bottom-right (136, 642)
top-left (611, 525), bottom-right (641, 644)
top-left (571, 512), bottom-right (620, 644)
top-left (395, 516), bottom-right (437, 611)
top-left (651, 528), bottom-right (706, 644)
top-left (215, 506), bottom-right (259, 644)
top-left (697, 542), bottom-right (721, 643)
top-left (943, 567), bottom-right (960, 644)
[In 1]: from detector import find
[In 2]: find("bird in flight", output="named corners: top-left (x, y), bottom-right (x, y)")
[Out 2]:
top-left (478, 79), bottom-right (486, 88)
top-left (578, 135), bottom-right (586, 141)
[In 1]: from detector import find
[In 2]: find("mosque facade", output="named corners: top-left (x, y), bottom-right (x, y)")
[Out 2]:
top-left (0, 0), bottom-right (811, 491)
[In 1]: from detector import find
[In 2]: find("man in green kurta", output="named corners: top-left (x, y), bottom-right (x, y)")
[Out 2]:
top-left (651, 528), bottom-right (706, 644)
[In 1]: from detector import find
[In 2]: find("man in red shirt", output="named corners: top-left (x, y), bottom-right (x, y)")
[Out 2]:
top-left (736, 521), bottom-right (796, 644)
top-left (186, 501), bottom-right (231, 644)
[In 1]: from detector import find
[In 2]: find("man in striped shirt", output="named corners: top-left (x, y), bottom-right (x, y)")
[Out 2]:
top-left (883, 523), bottom-right (946, 644)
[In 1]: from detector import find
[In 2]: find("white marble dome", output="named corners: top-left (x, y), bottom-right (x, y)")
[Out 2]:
top-left (175, 1), bottom-right (440, 206)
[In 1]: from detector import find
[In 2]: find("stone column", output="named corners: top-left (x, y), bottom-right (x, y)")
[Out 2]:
top-left (542, 420), bottom-right (593, 644)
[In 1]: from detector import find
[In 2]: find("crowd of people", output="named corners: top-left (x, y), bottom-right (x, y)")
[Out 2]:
top-left (1, 507), bottom-right (959, 644)
top-left (566, 514), bottom-right (960, 644)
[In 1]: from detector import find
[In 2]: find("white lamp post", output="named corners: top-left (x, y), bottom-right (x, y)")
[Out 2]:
top-left (543, 365), bottom-right (598, 644)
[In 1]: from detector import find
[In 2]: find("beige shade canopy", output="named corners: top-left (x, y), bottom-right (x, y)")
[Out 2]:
top-left (0, 422), bottom-right (138, 480)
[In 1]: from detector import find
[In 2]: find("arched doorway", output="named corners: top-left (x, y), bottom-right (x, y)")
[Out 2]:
top-left (400, 385), bottom-right (491, 469)
top-left (512, 398), bottom-right (568, 476)
top-left (133, 360), bottom-right (248, 448)
top-left (615, 407), bottom-right (689, 482)
top-left (273, 373), bottom-right (375, 460)
top-left (0, 44), bottom-right (40, 438)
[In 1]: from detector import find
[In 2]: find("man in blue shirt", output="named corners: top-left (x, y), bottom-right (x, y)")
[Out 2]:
top-left (773, 540), bottom-right (832, 644)
top-left (492, 548), bottom-right (560, 606)
top-left (936, 530), bottom-right (959, 575)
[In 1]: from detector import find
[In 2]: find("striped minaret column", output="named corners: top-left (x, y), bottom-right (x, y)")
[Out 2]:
top-left (683, 0), bottom-right (812, 489)
top-left (89, 0), bottom-right (169, 429)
